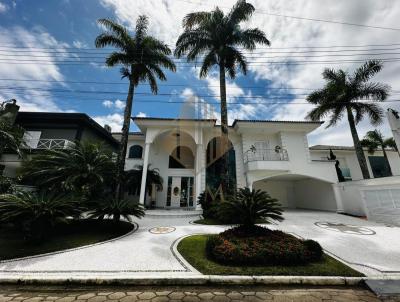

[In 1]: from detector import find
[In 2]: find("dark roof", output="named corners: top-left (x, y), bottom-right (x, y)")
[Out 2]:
top-left (310, 145), bottom-right (396, 152)
top-left (16, 112), bottom-right (120, 147)
top-left (112, 131), bottom-right (144, 136)
top-left (310, 145), bottom-right (355, 151)
top-left (232, 119), bottom-right (324, 127)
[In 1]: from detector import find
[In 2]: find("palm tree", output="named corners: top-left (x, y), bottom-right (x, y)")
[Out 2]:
top-left (95, 16), bottom-right (176, 199)
top-left (385, 137), bottom-right (399, 156)
top-left (19, 141), bottom-right (115, 199)
top-left (306, 60), bottom-right (390, 179)
top-left (124, 164), bottom-right (163, 203)
top-left (361, 129), bottom-right (393, 176)
top-left (175, 0), bottom-right (270, 192)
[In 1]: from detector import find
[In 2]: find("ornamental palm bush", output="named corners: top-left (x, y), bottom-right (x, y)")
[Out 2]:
top-left (87, 198), bottom-right (145, 223)
top-left (0, 191), bottom-right (82, 239)
top-left (19, 141), bottom-right (115, 199)
top-left (218, 188), bottom-right (284, 228)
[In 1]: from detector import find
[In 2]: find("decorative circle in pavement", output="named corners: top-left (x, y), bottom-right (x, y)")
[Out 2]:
top-left (149, 226), bottom-right (176, 234)
top-left (315, 222), bottom-right (376, 235)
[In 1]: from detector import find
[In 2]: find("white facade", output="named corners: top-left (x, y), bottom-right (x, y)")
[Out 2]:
top-left (116, 117), bottom-right (340, 211)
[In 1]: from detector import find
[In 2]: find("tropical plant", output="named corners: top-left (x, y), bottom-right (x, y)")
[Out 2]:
top-left (95, 16), bottom-right (176, 199)
top-left (218, 188), bottom-right (284, 228)
top-left (0, 120), bottom-right (25, 158)
top-left (19, 141), bottom-right (115, 199)
top-left (123, 164), bottom-right (163, 199)
top-left (0, 191), bottom-right (82, 239)
top-left (385, 137), bottom-right (399, 154)
top-left (361, 129), bottom-right (394, 176)
top-left (175, 0), bottom-right (270, 192)
top-left (87, 197), bottom-right (145, 223)
top-left (306, 60), bottom-right (391, 179)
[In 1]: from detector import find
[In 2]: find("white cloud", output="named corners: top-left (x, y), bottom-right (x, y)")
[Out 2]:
top-left (100, 0), bottom-right (400, 145)
top-left (136, 111), bottom-right (147, 117)
top-left (0, 2), bottom-right (8, 13)
top-left (0, 26), bottom-right (69, 112)
top-left (114, 99), bottom-right (125, 110)
top-left (92, 113), bottom-right (124, 132)
top-left (102, 100), bottom-right (113, 108)
top-left (72, 40), bottom-right (88, 49)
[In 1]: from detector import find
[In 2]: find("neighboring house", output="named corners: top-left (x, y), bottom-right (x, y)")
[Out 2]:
top-left (115, 117), bottom-right (339, 212)
top-left (1, 111), bottom-right (119, 177)
top-left (309, 145), bottom-right (400, 181)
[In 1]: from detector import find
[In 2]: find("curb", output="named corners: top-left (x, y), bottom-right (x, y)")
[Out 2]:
top-left (0, 275), bottom-right (365, 286)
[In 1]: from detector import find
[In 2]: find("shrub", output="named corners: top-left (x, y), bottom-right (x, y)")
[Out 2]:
top-left (88, 197), bottom-right (145, 222)
top-left (0, 191), bottom-right (83, 240)
top-left (206, 225), bottom-right (323, 266)
top-left (218, 188), bottom-right (284, 227)
top-left (197, 189), bottom-right (224, 220)
top-left (0, 176), bottom-right (15, 194)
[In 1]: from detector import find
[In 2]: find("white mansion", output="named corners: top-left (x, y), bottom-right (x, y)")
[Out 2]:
top-left (113, 117), bottom-right (400, 213)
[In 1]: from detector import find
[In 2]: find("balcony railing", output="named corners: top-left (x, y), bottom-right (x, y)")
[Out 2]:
top-left (244, 148), bottom-right (289, 163)
top-left (35, 139), bottom-right (75, 150)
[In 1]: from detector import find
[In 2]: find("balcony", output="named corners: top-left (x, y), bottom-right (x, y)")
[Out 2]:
top-left (244, 148), bottom-right (289, 163)
top-left (24, 139), bottom-right (75, 150)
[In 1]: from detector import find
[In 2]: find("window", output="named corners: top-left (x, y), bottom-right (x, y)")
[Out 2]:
top-left (128, 145), bottom-right (143, 159)
top-left (368, 156), bottom-right (392, 178)
top-left (168, 146), bottom-right (194, 169)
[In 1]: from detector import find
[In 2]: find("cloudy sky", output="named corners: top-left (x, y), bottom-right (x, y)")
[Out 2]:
top-left (0, 0), bottom-right (399, 145)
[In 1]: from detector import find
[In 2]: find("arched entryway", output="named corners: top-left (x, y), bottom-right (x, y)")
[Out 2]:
top-left (253, 174), bottom-right (337, 211)
top-left (206, 136), bottom-right (237, 194)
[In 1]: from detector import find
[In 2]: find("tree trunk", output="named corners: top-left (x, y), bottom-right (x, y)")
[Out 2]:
top-left (219, 63), bottom-right (229, 194)
top-left (382, 146), bottom-right (393, 176)
top-left (115, 76), bottom-right (135, 200)
top-left (347, 106), bottom-right (370, 179)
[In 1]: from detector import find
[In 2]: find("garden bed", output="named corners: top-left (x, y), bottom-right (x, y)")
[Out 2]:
top-left (0, 219), bottom-right (134, 261)
top-left (177, 234), bottom-right (363, 276)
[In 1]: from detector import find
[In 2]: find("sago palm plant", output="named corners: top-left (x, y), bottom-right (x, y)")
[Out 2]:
top-left (19, 141), bottom-right (115, 199)
top-left (175, 0), bottom-right (270, 192)
top-left (218, 188), bottom-right (284, 228)
top-left (88, 198), bottom-right (145, 223)
top-left (95, 16), bottom-right (176, 198)
top-left (0, 191), bottom-right (82, 239)
top-left (306, 60), bottom-right (390, 179)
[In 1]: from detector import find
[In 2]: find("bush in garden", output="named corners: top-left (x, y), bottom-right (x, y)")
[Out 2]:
top-left (217, 188), bottom-right (284, 228)
top-left (197, 189), bottom-right (224, 220)
top-left (206, 225), bottom-right (323, 266)
top-left (87, 197), bottom-right (145, 223)
top-left (0, 176), bottom-right (16, 194)
top-left (0, 191), bottom-right (83, 240)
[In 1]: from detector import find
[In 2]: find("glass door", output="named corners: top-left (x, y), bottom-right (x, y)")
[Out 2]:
top-left (180, 177), bottom-right (194, 208)
top-left (166, 176), bottom-right (194, 208)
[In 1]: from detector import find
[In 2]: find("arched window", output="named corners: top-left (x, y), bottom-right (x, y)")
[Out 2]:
top-left (128, 145), bottom-right (143, 159)
top-left (169, 146), bottom-right (194, 169)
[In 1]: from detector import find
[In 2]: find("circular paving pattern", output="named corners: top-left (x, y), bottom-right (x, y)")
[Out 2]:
top-left (315, 221), bottom-right (376, 235)
top-left (149, 226), bottom-right (176, 234)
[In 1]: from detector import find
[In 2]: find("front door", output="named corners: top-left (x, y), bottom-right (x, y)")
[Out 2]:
top-left (166, 176), bottom-right (194, 208)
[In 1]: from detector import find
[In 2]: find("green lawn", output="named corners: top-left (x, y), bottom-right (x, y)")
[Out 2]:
top-left (177, 235), bottom-right (363, 277)
top-left (193, 218), bottom-right (268, 225)
top-left (0, 219), bottom-right (134, 261)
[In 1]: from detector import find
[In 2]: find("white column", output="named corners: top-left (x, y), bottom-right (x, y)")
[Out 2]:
top-left (139, 142), bottom-right (151, 205)
top-left (332, 183), bottom-right (345, 213)
top-left (195, 144), bottom-right (203, 210)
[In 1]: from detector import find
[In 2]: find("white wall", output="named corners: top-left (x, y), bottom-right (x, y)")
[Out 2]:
top-left (253, 180), bottom-right (295, 207)
top-left (294, 179), bottom-right (337, 211)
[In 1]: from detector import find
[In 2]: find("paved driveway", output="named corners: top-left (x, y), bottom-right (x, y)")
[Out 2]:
top-left (0, 210), bottom-right (399, 279)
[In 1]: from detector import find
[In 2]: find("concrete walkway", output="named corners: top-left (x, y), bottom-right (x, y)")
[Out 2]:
top-left (0, 210), bottom-right (399, 279)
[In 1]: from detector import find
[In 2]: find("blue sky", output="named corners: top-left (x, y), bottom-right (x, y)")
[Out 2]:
top-left (0, 0), bottom-right (399, 145)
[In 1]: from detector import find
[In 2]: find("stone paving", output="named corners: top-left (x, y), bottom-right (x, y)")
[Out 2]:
top-left (0, 286), bottom-right (399, 302)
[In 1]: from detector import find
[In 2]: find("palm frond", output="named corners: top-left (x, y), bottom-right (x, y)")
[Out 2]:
top-left (183, 11), bottom-right (211, 30)
top-left (353, 60), bottom-right (383, 83)
top-left (135, 15), bottom-right (149, 42)
top-left (227, 0), bottom-right (255, 25)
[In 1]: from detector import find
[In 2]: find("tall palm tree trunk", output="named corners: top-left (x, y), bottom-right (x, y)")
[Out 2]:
top-left (115, 76), bottom-right (135, 200)
top-left (346, 106), bottom-right (370, 179)
top-left (381, 147), bottom-right (393, 176)
top-left (219, 63), bottom-right (229, 194)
